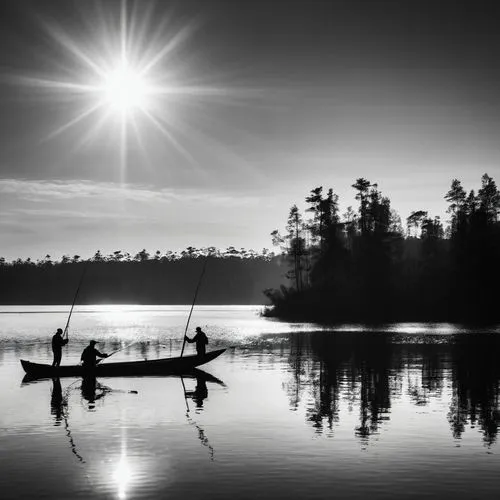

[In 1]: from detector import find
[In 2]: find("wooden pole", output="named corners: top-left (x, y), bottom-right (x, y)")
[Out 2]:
top-left (63, 262), bottom-right (88, 340)
top-left (180, 258), bottom-right (208, 358)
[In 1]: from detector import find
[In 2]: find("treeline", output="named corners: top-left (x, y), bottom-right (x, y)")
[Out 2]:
top-left (265, 174), bottom-right (500, 322)
top-left (0, 248), bottom-right (284, 305)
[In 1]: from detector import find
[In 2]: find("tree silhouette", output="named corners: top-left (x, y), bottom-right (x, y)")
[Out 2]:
top-left (265, 173), bottom-right (500, 322)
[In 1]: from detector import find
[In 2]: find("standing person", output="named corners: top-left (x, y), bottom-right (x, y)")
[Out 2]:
top-left (80, 340), bottom-right (108, 369)
top-left (52, 328), bottom-right (68, 367)
top-left (185, 327), bottom-right (208, 356)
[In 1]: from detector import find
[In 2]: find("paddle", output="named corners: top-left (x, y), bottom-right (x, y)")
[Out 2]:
top-left (180, 257), bottom-right (208, 358)
top-left (63, 262), bottom-right (89, 340)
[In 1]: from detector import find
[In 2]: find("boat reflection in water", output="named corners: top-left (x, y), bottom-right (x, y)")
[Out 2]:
top-left (30, 369), bottom-right (225, 498)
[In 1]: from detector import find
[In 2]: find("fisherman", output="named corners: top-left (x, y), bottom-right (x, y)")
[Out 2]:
top-left (80, 340), bottom-right (108, 369)
top-left (185, 327), bottom-right (208, 356)
top-left (52, 328), bottom-right (69, 367)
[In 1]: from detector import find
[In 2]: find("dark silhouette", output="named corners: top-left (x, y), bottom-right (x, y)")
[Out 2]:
top-left (80, 378), bottom-right (139, 408)
top-left (2, 174), bottom-right (499, 321)
top-left (447, 334), bottom-right (500, 446)
top-left (80, 375), bottom-right (108, 409)
top-left (49, 378), bottom-right (86, 463)
top-left (80, 340), bottom-right (108, 370)
top-left (181, 374), bottom-right (215, 460)
top-left (0, 250), bottom-right (282, 306)
top-left (185, 327), bottom-right (208, 356)
top-left (281, 330), bottom-right (500, 446)
top-left (184, 368), bottom-right (226, 387)
top-left (21, 348), bottom-right (226, 379)
top-left (50, 377), bottom-right (64, 424)
top-left (81, 375), bottom-right (97, 403)
top-left (51, 328), bottom-right (68, 367)
top-left (266, 173), bottom-right (500, 322)
top-left (185, 374), bottom-right (209, 409)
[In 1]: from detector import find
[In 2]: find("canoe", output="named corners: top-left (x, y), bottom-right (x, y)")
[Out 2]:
top-left (20, 349), bottom-right (226, 379)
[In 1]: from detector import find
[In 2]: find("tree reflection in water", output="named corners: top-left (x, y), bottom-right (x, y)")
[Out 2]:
top-left (448, 334), bottom-right (500, 445)
top-left (284, 331), bottom-right (500, 446)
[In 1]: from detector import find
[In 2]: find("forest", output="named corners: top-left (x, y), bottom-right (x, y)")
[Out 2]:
top-left (265, 173), bottom-right (500, 322)
top-left (2, 173), bottom-right (499, 317)
top-left (0, 248), bottom-right (284, 305)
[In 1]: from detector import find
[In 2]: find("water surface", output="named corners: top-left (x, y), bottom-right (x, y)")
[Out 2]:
top-left (1, 306), bottom-right (500, 499)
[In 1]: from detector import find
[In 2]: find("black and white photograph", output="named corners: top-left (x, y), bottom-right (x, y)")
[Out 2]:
top-left (1, 1), bottom-right (500, 499)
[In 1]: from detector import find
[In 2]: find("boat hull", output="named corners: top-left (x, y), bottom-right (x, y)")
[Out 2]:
top-left (20, 349), bottom-right (226, 379)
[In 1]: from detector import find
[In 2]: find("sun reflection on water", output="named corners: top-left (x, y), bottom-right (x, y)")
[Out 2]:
top-left (113, 416), bottom-right (131, 500)
top-left (114, 453), bottom-right (131, 500)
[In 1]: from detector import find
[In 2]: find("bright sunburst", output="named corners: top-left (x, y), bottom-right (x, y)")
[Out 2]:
top-left (12, 0), bottom-right (239, 179)
top-left (101, 60), bottom-right (150, 113)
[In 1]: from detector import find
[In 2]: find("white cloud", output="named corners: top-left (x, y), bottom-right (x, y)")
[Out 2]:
top-left (0, 178), bottom-right (261, 207)
top-left (0, 177), bottom-right (281, 260)
top-left (7, 207), bottom-right (152, 221)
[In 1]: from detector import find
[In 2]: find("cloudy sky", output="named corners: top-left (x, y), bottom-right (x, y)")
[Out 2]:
top-left (1, 0), bottom-right (499, 260)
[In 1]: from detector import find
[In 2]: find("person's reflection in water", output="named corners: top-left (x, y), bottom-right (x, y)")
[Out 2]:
top-left (184, 374), bottom-right (209, 411)
top-left (182, 374), bottom-right (214, 460)
top-left (190, 376), bottom-right (208, 409)
top-left (49, 378), bottom-right (87, 462)
top-left (50, 378), bottom-right (65, 425)
top-left (81, 375), bottom-right (106, 409)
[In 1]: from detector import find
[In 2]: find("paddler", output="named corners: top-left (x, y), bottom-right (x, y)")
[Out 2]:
top-left (185, 327), bottom-right (208, 356)
top-left (80, 340), bottom-right (108, 369)
top-left (52, 328), bottom-right (69, 367)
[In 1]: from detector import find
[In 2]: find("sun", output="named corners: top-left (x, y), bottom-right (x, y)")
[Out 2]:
top-left (101, 60), bottom-right (150, 114)
top-left (8, 0), bottom-right (249, 181)
top-left (13, 0), bottom-right (209, 135)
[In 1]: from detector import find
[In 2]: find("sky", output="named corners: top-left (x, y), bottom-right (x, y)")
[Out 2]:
top-left (1, 0), bottom-right (500, 260)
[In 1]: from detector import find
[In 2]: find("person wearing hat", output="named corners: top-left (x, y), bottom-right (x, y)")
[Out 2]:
top-left (80, 340), bottom-right (108, 369)
top-left (185, 327), bottom-right (209, 357)
top-left (52, 328), bottom-right (69, 367)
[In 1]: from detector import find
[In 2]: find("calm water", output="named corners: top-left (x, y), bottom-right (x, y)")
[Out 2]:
top-left (1, 306), bottom-right (500, 500)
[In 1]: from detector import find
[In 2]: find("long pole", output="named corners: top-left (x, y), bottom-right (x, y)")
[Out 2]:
top-left (63, 262), bottom-right (88, 340)
top-left (180, 258), bottom-right (208, 358)
top-left (97, 340), bottom-right (139, 364)
top-left (180, 375), bottom-right (190, 413)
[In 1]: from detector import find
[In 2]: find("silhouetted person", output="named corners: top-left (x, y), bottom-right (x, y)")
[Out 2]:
top-left (52, 328), bottom-right (68, 367)
top-left (185, 327), bottom-right (208, 356)
top-left (81, 340), bottom-right (108, 371)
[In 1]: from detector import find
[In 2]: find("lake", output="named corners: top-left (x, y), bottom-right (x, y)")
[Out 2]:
top-left (1, 305), bottom-right (500, 499)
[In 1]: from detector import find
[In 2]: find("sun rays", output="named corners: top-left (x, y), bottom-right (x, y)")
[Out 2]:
top-left (11, 0), bottom-right (240, 179)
